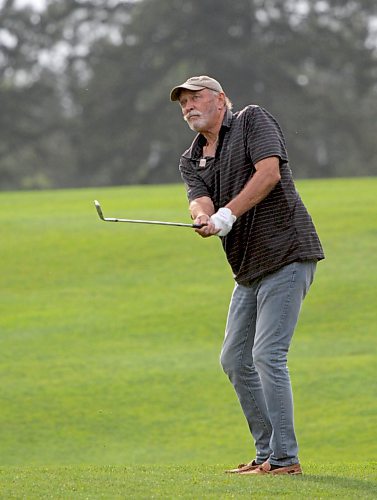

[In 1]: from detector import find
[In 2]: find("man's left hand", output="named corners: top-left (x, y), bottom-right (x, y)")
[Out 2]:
top-left (210, 208), bottom-right (237, 237)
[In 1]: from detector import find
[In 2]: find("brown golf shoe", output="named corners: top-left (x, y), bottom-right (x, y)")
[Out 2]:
top-left (225, 460), bottom-right (260, 474)
top-left (240, 461), bottom-right (302, 475)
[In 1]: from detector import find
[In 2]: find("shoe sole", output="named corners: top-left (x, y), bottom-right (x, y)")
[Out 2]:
top-left (270, 467), bottom-right (302, 475)
top-left (225, 465), bottom-right (259, 474)
top-left (241, 465), bottom-right (302, 476)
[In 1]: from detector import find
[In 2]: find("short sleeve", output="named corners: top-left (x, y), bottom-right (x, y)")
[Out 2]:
top-left (179, 157), bottom-right (212, 202)
top-left (246, 106), bottom-right (288, 165)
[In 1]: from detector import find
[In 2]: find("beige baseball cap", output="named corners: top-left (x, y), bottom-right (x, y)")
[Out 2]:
top-left (170, 75), bottom-right (224, 101)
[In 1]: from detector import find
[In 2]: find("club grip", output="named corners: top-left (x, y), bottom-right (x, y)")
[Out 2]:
top-left (192, 223), bottom-right (208, 229)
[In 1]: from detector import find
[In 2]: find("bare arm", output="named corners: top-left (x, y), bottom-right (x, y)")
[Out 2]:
top-left (226, 156), bottom-right (281, 217)
top-left (189, 197), bottom-right (215, 221)
top-left (191, 156), bottom-right (281, 238)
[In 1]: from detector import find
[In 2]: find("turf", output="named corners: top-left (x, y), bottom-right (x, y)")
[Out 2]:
top-left (0, 178), bottom-right (376, 497)
top-left (0, 463), bottom-right (376, 498)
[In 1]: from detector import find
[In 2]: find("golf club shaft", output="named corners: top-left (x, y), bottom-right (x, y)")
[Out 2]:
top-left (101, 217), bottom-right (205, 228)
top-left (94, 200), bottom-right (206, 228)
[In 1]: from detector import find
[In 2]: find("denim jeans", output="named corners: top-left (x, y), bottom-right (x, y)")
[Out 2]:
top-left (220, 261), bottom-right (316, 466)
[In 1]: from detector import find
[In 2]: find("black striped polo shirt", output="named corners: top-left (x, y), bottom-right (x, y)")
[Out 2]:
top-left (179, 105), bottom-right (324, 284)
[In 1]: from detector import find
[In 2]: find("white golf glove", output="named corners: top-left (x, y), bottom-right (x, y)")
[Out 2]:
top-left (210, 207), bottom-right (237, 237)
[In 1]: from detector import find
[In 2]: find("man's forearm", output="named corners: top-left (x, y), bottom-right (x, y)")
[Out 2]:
top-left (189, 158), bottom-right (280, 238)
top-left (226, 157), bottom-right (281, 218)
top-left (189, 196), bottom-right (215, 220)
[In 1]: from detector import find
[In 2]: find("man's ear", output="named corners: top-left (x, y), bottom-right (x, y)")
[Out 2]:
top-left (218, 92), bottom-right (226, 109)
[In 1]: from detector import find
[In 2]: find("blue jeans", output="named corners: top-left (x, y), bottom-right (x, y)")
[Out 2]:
top-left (220, 261), bottom-right (316, 466)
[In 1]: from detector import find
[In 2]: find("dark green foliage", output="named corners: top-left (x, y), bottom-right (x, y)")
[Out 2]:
top-left (0, 0), bottom-right (376, 189)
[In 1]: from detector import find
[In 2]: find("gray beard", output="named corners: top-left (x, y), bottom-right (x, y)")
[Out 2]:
top-left (185, 116), bottom-right (206, 132)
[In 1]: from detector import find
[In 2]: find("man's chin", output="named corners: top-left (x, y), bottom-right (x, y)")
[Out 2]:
top-left (188, 119), bottom-right (205, 132)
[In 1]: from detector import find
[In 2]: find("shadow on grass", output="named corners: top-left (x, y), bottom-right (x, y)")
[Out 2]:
top-left (299, 474), bottom-right (377, 497)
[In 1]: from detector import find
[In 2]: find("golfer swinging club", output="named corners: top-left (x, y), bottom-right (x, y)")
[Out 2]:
top-left (170, 76), bottom-right (324, 475)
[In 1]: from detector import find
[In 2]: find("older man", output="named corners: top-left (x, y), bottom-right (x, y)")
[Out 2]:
top-left (170, 76), bottom-right (324, 475)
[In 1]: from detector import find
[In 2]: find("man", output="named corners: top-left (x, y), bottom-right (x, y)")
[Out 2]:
top-left (170, 76), bottom-right (324, 475)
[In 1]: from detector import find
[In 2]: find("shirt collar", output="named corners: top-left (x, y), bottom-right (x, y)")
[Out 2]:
top-left (222, 108), bottom-right (233, 129)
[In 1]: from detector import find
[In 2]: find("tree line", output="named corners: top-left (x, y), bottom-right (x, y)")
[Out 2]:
top-left (0, 0), bottom-right (376, 190)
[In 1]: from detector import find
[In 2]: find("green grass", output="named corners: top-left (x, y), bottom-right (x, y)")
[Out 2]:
top-left (0, 463), bottom-right (376, 498)
top-left (0, 178), bottom-right (376, 497)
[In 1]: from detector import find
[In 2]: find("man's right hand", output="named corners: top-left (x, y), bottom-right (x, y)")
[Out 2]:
top-left (194, 214), bottom-right (218, 238)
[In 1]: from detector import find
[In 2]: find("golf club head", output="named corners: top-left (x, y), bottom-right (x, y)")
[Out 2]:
top-left (94, 200), bottom-right (105, 220)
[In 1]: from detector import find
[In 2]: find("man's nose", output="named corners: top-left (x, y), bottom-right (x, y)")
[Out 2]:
top-left (183, 99), bottom-right (194, 114)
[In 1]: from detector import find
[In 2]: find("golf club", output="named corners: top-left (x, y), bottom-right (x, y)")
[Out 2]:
top-left (94, 200), bottom-right (207, 228)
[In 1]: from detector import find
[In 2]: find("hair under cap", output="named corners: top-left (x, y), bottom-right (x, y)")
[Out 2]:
top-left (170, 75), bottom-right (224, 101)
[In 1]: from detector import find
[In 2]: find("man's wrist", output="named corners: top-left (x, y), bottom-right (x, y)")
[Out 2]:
top-left (222, 207), bottom-right (237, 223)
top-left (210, 207), bottom-right (237, 236)
top-left (193, 212), bottom-right (211, 220)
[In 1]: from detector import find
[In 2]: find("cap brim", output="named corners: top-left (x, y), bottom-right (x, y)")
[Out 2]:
top-left (170, 84), bottom-right (206, 101)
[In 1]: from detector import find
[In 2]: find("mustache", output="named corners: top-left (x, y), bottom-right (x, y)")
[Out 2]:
top-left (184, 111), bottom-right (202, 122)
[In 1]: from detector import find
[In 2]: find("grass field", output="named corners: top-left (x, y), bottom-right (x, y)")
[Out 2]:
top-left (0, 177), bottom-right (376, 498)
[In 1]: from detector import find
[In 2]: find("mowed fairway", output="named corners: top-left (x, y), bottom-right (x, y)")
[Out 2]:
top-left (0, 178), bottom-right (376, 498)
